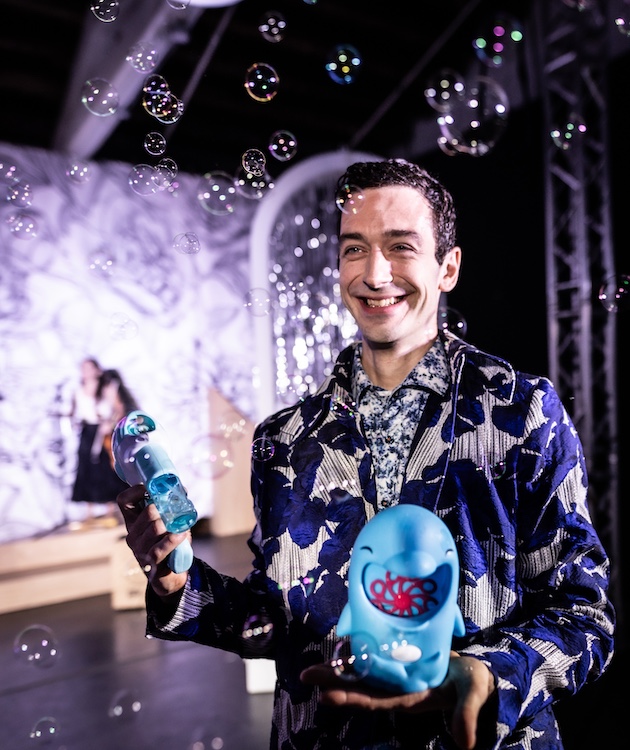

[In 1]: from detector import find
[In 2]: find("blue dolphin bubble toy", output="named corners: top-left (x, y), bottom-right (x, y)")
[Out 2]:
top-left (336, 503), bottom-right (465, 693)
top-left (111, 410), bottom-right (197, 574)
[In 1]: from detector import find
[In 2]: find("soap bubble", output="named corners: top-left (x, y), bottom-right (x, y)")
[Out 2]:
top-left (598, 273), bottom-right (630, 312)
top-left (335, 183), bottom-right (364, 214)
top-left (259, 10), bottom-right (287, 43)
top-left (244, 62), bottom-right (280, 102)
top-left (153, 157), bottom-right (178, 190)
top-left (437, 75), bottom-right (509, 156)
top-left (331, 635), bottom-right (373, 680)
top-left (472, 15), bottom-right (524, 68)
top-left (128, 164), bottom-right (159, 196)
top-left (6, 180), bottom-right (33, 207)
top-left (108, 688), bottom-right (142, 720)
top-left (173, 232), bottom-right (200, 255)
top-left (197, 171), bottom-right (237, 216)
top-left (268, 130), bottom-right (297, 161)
top-left (234, 167), bottom-right (274, 200)
top-left (251, 436), bottom-right (275, 462)
top-left (550, 112), bottom-right (587, 151)
top-left (241, 148), bottom-right (266, 177)
top-left (126, 41), bottom-right (160, 73)
top-left (29, 716), bottom-right (60, 744)
top-left (0, 154), bottom-right (20, 184)
top-left (439, 307), bottom-right (467, 337)
top-left (326, 44), bottom-right (362, 84)
top-left (143, 131), bottom-right (167, 156)
top-left (5, 210), bottom-right (38, 240)
top-left (66, 158), bottom-right (92, 184)
top-left (88, 251), bottom-right (115, 277)
top-left (424, 68), bottom-right (466, 113)
top-left (244, 288), bottom-right (272, 316)
top-left (13, 624), bottom-right (59, 668)
top-left (90, 0), bottom-right (119, 23)
top-left (81, 78), bottom-right (119, 117)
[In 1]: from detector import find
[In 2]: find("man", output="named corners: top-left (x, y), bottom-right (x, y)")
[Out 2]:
top-left (118, 159), bottom-right (615, 749)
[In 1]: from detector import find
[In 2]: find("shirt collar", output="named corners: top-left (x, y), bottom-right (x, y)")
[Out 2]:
top-left (351, 337), bottom-right (451, 404)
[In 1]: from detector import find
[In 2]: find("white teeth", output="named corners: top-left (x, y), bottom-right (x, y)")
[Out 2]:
top-left (365, 297), bottom-right (398, 308)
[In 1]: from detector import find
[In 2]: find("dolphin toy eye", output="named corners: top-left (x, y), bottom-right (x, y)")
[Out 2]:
top-left (360, 545), bottom-right (373, 553)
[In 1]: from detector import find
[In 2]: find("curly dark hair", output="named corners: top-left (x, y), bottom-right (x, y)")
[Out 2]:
top-left (337, 159), bottom-right (457, 264)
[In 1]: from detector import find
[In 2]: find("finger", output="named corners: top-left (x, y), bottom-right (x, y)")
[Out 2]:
top-left (117, 484), bottom-right (146, 519)
top-left (448, 658), bottom-right (495, 750)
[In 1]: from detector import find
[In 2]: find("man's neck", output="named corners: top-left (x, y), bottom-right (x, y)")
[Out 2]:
top-left (361, 338), bottom-right (437, 390)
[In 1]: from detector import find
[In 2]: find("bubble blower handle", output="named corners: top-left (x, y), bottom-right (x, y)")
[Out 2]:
top-left (112, 410), bottom-right (197, 574)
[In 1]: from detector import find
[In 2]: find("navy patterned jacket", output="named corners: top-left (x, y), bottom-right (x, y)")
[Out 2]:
top-left (147, 332), bottom-right (615, 750)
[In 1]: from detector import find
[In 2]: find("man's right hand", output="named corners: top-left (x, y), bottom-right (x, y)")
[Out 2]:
top-left (117, 484), bottom-right (190, 598)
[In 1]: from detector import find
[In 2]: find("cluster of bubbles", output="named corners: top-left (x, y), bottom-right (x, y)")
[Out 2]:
top-left (424, 70), bottom-right (510, 157)
top-left (1, 154), bottom-right (39, 240)
top-left (422, 13), bottom-right (523, 156)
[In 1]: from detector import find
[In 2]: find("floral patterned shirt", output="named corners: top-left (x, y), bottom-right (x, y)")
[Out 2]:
top-left (352, 338), bottom-right (450, 508)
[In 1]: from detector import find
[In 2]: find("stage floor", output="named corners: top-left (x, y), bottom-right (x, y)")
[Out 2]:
top-left (0, 530), bottom-right (624, 750)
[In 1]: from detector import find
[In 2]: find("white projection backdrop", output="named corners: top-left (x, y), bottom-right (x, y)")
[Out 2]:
top-left (0, 142), bottom-right (261, 543)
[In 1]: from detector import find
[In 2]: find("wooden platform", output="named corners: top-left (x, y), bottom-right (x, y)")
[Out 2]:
top-left (0, 520), bottom-right (126, 614)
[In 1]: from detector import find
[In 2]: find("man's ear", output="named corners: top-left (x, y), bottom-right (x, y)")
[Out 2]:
top-left (439, 246), bottom-right (461, 293)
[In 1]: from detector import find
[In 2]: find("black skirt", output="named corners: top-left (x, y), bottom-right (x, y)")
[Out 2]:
top-left (71, 422), bottom-right (128, 503)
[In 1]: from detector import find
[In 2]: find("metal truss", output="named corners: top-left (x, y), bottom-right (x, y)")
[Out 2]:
top-left (535, 0), bottom-right (621, 614)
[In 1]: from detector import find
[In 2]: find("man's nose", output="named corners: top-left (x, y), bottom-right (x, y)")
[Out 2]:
top-left (364, 250), bottom-right (393, 290)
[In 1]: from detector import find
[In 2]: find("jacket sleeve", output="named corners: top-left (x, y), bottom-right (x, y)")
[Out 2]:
top-left (144, 526), bottom-right (282, 660)
top-left (459, 377), bottom-right (616, 745)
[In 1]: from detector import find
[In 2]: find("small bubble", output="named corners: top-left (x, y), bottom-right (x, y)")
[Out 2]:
top-left (197, 171), bottom-right (237, 216)
top-left (244, 62), bottom-right (280, 102)
top-left (6, 210), bottom-right (39, 240)
top-left (127, 41), bottom-right (160, 73)
top-left (326, 44), bottom-right (362, 85)
top-left (598, 273), bottom-right (630, 312)
top-left (268, 130), bottom-right (297, 162)
top-left (81, 78), bottom-right (119, 117)
top-left (258, 11), bottom-right (287, 43)
top-left (66, 159), bottom-right (92, 184)
top-left (13, 625), bottom-right (59, 668)
top-left (252, 436), bottom-right (275, 461)
top-left (128, 164), bottom-right (159, 196)
top-left (108, 689), bottom-right (142, 721)
top-left (173, 232), bottom-right (201, 255)
top-left (90, 0), bottom-right (119, 23)
top-left (144, 131), bottom-right (167, 156)
top-left (29, 716), bottom-right (60, 744)
top-left (241, 148), bottom-right (266, 177)
top-left (335, 183), bottom-right (364, 214)
top-left (331, 636), bottom-right (373, 680)
top-left (244, 288), bottom-right (272, 316)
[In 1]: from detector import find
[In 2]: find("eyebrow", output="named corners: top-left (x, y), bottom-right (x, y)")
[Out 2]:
top-left (339, 229), bottom-right (423, 243)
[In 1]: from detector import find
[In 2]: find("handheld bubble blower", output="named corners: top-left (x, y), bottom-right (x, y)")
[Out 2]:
top-left (336, 503), bottom-right (465, 693)
top-left (111, 410), bottom-right (197, 574)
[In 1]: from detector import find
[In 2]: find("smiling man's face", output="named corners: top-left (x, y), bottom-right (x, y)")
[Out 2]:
top-left (338, 185), bottom-right (460, 356)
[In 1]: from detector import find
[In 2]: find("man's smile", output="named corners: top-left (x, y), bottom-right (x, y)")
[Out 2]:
top-left (362, 296), bottom-right (404, 308)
